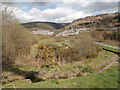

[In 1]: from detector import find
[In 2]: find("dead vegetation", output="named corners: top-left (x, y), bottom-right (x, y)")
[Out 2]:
top-left (90, 31), bottom-right (120, 43)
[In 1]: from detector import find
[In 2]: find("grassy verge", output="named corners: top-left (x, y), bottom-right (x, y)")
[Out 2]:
top-left (95, 44), bottom-right (119, 53)
top-left (99, 42), bottom-right (120, 47)
top-left (83, 50), bottom-right (117, 68)
top-left (2, 64), bottom-right (118, 88)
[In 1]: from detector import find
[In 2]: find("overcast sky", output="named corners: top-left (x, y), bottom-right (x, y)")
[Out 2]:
top-left (1, 0), bottom-right (119, 23)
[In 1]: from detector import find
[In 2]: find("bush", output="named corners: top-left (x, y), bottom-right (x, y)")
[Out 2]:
top-left (103, 31), bottom-right (120, 42)
top-left (55, 47), bottom-right (81, 63)
top-left (2, 6), bottom-right (38, 62)
top-left (90, 31), bottom-right (120, 42)
top-left (82, 66), bottom-right (93, 73)
top-left (90, 31), bottom-right (104, 42)
top-left (35, 44), bottom-right (56, 65)
top-left (70, 32), bottom-right (100, 59)
top-left (96, 28), bottom-right (104, 31)
top-left (31, 44), bottom-right (81, 66)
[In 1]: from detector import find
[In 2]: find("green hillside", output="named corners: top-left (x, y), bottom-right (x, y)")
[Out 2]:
top-left (21, 22), bottom-right (70, 30)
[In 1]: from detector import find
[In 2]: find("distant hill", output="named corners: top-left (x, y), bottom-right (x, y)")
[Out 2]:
top-left (21, 21), bottom-right (70, 30)
top-left (21, 13), bottom-right (119, 31)
top-left (64, 13), bottom-right (119, 30)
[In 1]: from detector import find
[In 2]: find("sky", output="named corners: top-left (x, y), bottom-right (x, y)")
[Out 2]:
top-left (1, 0), bottom-right (119, 23)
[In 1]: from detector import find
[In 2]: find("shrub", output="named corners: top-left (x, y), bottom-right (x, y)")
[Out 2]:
top-left (55, 47), bottom-right (81, 63)
top-left (90, 31), bottom-right (120, 42)
top-left (31, 44), bottom-right (81, 66)
top-left (71, 32), bottom-right (100, 59)
top-left (2, 6), bottom-right (38, 62)
top-left (90, 31), bottom-right (104, 42)
top-left (96, 46), bottom-right (103, 52)
top-left (103, 31), bottom-right (120, 42)
top-left (82, 66), bottom-right (93, 73)
top-left (32, 44), bottom-right (57, 65)
top-left (96, 28), bottom-right (104, 31)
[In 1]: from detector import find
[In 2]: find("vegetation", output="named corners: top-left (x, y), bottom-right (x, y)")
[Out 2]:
top-left (2, 5), bottom-right (38, 71)
top-left (99, 42), bottom-right (120, 47)
top-left (96, 28), bottom-right (104, 31)
top-left (31, 43), bottom-right (81, 65)
top-left (22, 22), bottom-right (69, 30)
top-left (103, 31), bottom-right (120, 42)
top-left (2, 58), bottom-right (118, 88)
top-left (96, 44), bottom-right (119, 53)
top-left (69, 32), bottom-right (102, 59)
top-left (64, 13), bottom-right (118, 30)
top-left (1, 4), bottom-right (119, 88)
top-left (90, 31), bottom-right (120, 43)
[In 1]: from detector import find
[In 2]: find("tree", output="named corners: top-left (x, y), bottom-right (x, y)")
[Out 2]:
top-left (1, 3), bottom-right (36, 62)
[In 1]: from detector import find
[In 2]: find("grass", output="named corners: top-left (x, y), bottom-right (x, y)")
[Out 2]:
top-left (3, 50), bottom-right (116, 73)
top-left (18, 65), bottom-right (40, 72)
top-left (54, 41), bottom-right (71, 47)
top-left (96, 44), bottom-right (119, 53)
top-left (99, 42), bottom-right (120, 47)
top-left (95, 41), bottom-right (120, 53)
top-left (83, 50), bottom-right (117, 68)
top-left (2, 65), bottom-right (118, 88)
top-left (38, 38), bottom-right (56, 44)
top-left (2, 50), bottom-right (118, 88)
top-left (38, 37), bottom-right (71, 47)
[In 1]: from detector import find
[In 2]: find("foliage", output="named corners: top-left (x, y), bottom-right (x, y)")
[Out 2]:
top-left (35, 44), bottom-right (56, 65)
top-left (82, 66), bottom-right (93, 73)
top-left (3, 65), bottom-right (118, 88)
top-left (31, 44), bottom-right (81, 65)
top-left (96, 28), bottom-right (104, 31)
top-left (103, 31), bottom-right (120, 42)
top-left (90, 31), bottom-right (104, 42)
top-left (90, 31), bottom-right (120, 42)
top-left (70, 32), bottom-right (101, 59)
top-left (55, 47), bottom-right (81, 63)
top-left (2, 5), bottom-right (38, 65)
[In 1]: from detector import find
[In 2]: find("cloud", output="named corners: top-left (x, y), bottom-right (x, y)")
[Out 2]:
top-left (14, 8), bottom-right (33, 22)
top-left (58, 1), bottom-right (118, 13)
top-left (10, 1), bottom-right (118, 23)
top-left (42, 7), bottom-right (76, 21)
top-left (29, 2), bottom-right (53, 8)
top-left (55, 11), bottom-right (91, 23)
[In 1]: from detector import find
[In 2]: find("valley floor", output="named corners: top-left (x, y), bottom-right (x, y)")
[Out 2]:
top-left (2, 65), bottom-right (119, 88)
top-left (2, 50), bottom-right (119, 88)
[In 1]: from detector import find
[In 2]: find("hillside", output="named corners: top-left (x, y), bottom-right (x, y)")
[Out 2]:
top-left (64, 13), bottom-right (119, 30)
top-left (21, 22), bottom-right (70, 30)
top-left (21, 13), bottom-right (119, 31)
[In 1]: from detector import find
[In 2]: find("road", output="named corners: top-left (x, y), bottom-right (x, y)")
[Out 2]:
top-left (94, 42), bottom-right (120, 50)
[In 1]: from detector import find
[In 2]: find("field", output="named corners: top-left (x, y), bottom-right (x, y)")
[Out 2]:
top-left (2, 50), bottom-right (119, 88)
top-left (2, 29), bottom-right (119, 89)
top-left (2, 61), bottom-right (118, 88)
top-left (2, 4), bottom-right (119, 89)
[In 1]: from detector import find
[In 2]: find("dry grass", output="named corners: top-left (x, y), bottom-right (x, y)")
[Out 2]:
top-left (15, 55), bottom-right (46, 68)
